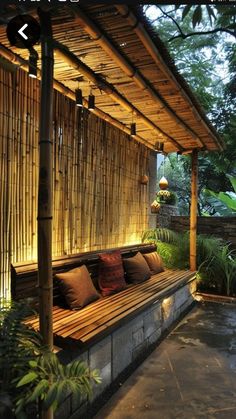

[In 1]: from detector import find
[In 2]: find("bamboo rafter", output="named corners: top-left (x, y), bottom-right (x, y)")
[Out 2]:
top-left (0, 43), bottom-right (153, 150)
top-left (73, 6), bottom-right (205, 148)
top-left (54, 43), bottom-right (183, 151)
top-left (115, 5), bottom-right (223, 151)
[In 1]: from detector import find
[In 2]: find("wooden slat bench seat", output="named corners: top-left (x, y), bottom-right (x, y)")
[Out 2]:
top-left (11, 243), bottom-right (196, 351)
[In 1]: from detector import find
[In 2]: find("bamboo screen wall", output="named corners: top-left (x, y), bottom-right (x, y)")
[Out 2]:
top-left (0, 67), bottom-right (149, 298)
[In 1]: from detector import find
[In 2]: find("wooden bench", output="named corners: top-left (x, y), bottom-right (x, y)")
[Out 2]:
top-left (11, 243), bottom-right (196, 350)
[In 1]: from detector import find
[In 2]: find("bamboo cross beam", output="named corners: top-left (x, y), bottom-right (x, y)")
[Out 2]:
top-left (0, 43), bottom-right (153, 150)
top-left (54, 44), bottom-right (183, 152)
top-left (116, 5), bottom-right (224, 152)
top-left (73, 6), bottom-right (204, 148)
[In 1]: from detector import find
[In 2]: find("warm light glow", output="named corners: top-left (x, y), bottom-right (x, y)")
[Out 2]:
top-left (162, 298), bottom-right (169, 306)
top-left (162, 296), bottom-right (174, 320)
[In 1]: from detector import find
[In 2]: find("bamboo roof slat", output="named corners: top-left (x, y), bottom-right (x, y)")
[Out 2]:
top-left (0, 2), bottom-right (223, 158)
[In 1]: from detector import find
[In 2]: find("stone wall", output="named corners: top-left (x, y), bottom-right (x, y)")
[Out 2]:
top-left (170, 216), bottom-right (236, 247)
top-left (157, 204), bottom-right (179, 228)
top-left (55, 278), bottom-right (196, 419)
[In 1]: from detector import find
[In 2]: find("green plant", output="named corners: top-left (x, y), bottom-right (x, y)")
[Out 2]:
top-left (0, 300), bottom-right (101, 418)
top-left (198, 244), bottom-right (236, 296)
top-left (156, 190), bottom-right (177, 205)
top-left (142, 227), bottom-right (236, 296)
top-left (142, 228), bottom-right (189, 269)
top-left (204, 175), bottom-right (236, 213)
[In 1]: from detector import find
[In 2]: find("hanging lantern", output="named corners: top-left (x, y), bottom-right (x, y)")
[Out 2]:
top-left (159, 176), bottom-right (168, 190)
top-left (151, 200), bottom-right (160, 213)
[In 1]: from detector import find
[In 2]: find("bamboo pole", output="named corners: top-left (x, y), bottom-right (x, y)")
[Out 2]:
top-left (190, 149), bottom-right (198, 271)
top-left (37, 7), bottom-right (54, 351)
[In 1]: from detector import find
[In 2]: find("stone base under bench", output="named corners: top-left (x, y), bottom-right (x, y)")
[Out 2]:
top-left (55, 278), bottom-right (196, 419)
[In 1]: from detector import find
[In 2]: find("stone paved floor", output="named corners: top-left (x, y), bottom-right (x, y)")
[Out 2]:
top-left (94, 302), bottom-right (236, 419)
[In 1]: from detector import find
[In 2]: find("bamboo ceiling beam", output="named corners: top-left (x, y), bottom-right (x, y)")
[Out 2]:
top-left (54, 43), bottom-right (183, 151)
top-left (0, 43), bottom-right (152, 150)
top-left (116, 5), bottom-right (224, 152)
top-left (73, 6), bottom-right (204, 148)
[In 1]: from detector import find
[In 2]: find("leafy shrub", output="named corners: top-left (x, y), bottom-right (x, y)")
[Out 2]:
top-left (142, 227), bottom-right (236, 296)
top-left (0, 300), bottom-right (101, 418)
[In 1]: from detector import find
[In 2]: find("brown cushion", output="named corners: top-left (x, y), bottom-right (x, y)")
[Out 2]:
top-left (98, 250), bottom-right (127, 296)
top-left (123, 252), bottom-right (151, 284)
top-left (143, 251), bottom-right (164, 275)
top-left (56, 265), bottom-right (100, 310)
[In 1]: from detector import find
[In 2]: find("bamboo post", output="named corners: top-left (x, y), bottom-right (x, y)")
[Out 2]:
top-left (190, 149), bottom-right (198, 271)
top-left (37, 8), bottom-right (54, 350)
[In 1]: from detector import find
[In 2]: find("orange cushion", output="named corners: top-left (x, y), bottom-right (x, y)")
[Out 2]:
top-left (56, 265), bottom-right (100, 310)
top-left (143, 251), bottom-right (164, 275)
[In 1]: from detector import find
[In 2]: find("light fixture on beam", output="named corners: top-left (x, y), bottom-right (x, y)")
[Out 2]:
top-left (130, 122), bottom-right (136, 137)
top-left (154, 141), bottom-right (164, 152)
top-left (75, 88), bottom-right (83, 107)
top-left (88, 87), bottom-right (95, 110)
top-left (28, 49), bottom-right (38, 79)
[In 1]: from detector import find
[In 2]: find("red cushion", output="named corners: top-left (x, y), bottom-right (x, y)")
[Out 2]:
top-left (98, 250), bottom-right (127, 296)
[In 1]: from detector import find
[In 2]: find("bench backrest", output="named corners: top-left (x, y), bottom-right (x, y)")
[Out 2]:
top-left (11, 243), bottom-right (156, 306)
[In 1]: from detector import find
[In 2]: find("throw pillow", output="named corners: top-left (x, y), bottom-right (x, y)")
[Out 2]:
top-left (123, 252), bottom-right (151, 284)
top-left (56, 265), bottom-right (100, 310)
top-left (98, 250), bottom-right (127, 296)
top-left (143, 251), bottom-right (164, 275)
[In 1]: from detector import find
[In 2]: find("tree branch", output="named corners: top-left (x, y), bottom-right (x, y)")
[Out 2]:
top-left (157, 6), bottom-right (185, 38)
top-left (169, 27), bottom-right (236, 42)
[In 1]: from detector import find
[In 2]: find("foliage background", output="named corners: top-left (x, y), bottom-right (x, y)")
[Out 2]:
top-left (146, 4), bottom-right (236, 215)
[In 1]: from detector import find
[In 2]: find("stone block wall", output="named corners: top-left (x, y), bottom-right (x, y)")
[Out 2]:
top-left (55, 278), bottom-right (196, 419)
top-left (157, 204), bottom-right (179, 228)
top-left (170, 216), bottom-right (236, 248)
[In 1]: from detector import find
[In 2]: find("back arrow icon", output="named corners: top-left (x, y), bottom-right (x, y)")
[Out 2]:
top-left (18, 23), bottom-right (28, 40)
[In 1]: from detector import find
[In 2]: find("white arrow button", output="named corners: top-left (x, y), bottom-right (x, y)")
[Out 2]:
top-left (18, 23), bottom-right (28, 40)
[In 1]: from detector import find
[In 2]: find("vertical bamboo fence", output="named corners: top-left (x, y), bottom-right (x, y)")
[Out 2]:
top-left (0, 66), bottom-right (150, 298)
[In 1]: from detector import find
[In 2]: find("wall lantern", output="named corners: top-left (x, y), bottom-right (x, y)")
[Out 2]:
top-left (88, 89), bottom-right (95, 110)
top-left (28, 49), bottom-right (38, 79)
top-left (140, 175), bottom-right (149, 185)
top-left (131, 122), bottom-right (136, 137)
top-left (75, 88), bottom-right (83, 107)
top-left (154, 141), bottom-right (164, 152)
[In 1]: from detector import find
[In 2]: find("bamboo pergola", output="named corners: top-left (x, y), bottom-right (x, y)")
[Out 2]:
top-left (0, 3), bottom-right (223, 339)
top-left (0, 3), bottom-right (223, 153)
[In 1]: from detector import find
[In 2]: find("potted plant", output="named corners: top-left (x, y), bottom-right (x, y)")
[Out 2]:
top-left (156, 190), bottom-right (177, 205)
